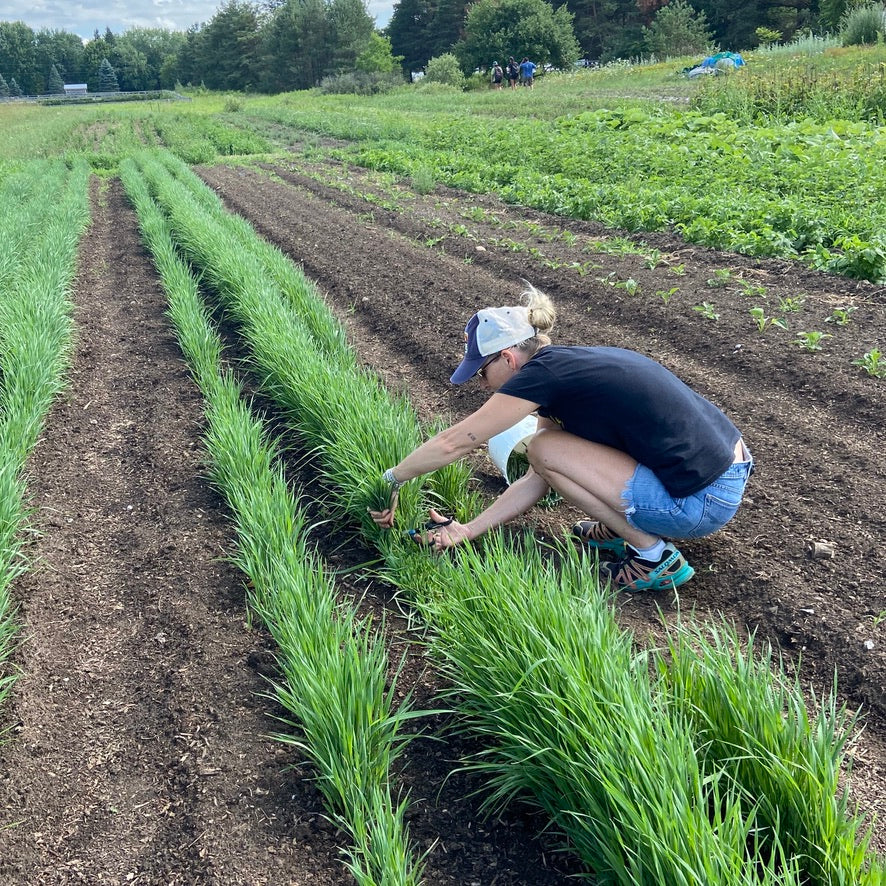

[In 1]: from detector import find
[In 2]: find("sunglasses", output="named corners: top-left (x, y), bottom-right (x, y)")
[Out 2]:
top-left (476, 352), bottom-right (502, 379)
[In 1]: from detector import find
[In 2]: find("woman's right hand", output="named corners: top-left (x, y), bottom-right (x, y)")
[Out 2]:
top-left (368, 487), bottom-right (398, 529)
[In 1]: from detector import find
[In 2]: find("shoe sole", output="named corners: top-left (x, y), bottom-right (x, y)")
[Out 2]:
top-left (603, 557), bottom-right (696, 592)
top-left (572, 523), bottom-right (628, 557)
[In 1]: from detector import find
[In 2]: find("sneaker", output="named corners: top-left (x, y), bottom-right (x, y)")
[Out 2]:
top-left (601, 543), bottom-right (695, 592)
top-left (572, 520), bottom-right (628, 556)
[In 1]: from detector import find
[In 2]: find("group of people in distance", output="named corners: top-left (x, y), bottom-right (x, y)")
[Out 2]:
top-left (491, 57), bottom-right (537, 90)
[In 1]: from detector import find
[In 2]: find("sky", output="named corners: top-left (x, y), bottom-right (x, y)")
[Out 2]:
top-left (0, 0), bottom-right (395, 42)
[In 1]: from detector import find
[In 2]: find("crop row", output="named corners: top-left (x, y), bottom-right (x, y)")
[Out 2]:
top-left (121, 153), bottom-right (432, 884)
top-left (0, 160), bottom-right (90, 718)
top-left (121, 146), bottom-right (883, 883)
top-left (245, 100), bottom-right (886, 282)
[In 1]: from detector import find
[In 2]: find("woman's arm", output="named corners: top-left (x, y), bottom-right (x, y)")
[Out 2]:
top-left (426, 417), bottom-right (560, 549)
top-left (389, 393), bottom-right (539, 483)
top-left (370, 394), bottom-right (540, 528)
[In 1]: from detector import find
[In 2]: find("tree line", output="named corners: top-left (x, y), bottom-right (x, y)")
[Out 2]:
top-left (0, 0), bottom-right (868, 97)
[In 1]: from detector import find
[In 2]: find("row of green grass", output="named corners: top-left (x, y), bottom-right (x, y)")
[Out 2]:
top-left (0, 159), bottom-right (90, 719)
top-left (121, 154), bottom-right (426, 885)
top-left (133, 146), bottom-right (884, 883)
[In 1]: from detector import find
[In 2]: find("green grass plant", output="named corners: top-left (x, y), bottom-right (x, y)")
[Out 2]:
top-left (121, 158), bottom-right (426, 883)
top-left (659, 620), bottom-right (885, 885)
top-left (0, 158), bottom-right (89, 721)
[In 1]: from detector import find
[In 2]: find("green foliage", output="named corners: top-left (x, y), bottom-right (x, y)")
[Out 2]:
top-left (840, 1), bottom-right (886, 46)
top-left (46, 64), bottom-right (65, 95)
top-left (852, 348), bottom-right (886, 377)
top-left (456, 0), bottom-right (580, 73)
top-left (319, 70), bottom-right (406, 95)
top-left (423, 52), bottom-right (465, 87)
top-left (755, 26), bottom-right (783, 46)
top-left (792, 330), bottom-right (832, 350)
top-left (643, 0), bottom-right (714, 59)
top-left (356, 32), bottom-right (403, 74)
top-left (0, 74), bottom-right (8, 97)
top-left (97, 58), bottom-right (120, 92)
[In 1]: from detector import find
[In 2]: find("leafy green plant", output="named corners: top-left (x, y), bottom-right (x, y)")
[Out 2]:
top-left (737, 279), bottom-right (768, 298)
top-left (779, 294), bottom-right (806, 312)
top-left (693, 301), bottom-right (719, 320)
top-left (706, 268), bottom-right (735, 288)
top-left (825, 306), bottom-right (857, 326)
top-left (750, 306), bottom-right (788, 332)
top-left (615, 277), bottom-right (640, 295)
top-left (792, 330), bottom-right (832, 351)
top-left (852, 348), bottom-right (886, 377)
top-left (669, 263), bottom-right (687, 276)
top-left (657, 286), bottom-right (679, 305)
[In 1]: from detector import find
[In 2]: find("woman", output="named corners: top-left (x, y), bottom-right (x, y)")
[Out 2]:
top-left (506, 57), bottom-right (520, 89)
top-left (371, 285), bottom-right (753, 592)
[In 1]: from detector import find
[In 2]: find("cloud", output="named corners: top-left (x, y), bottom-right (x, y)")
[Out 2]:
top-left (0, 0), bottom-right (396, 37)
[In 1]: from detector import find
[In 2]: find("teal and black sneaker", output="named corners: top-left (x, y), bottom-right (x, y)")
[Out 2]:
top-left (572, 520), bottom-right (628, 557)
top-left (601, 543), bottom-right (695, 592)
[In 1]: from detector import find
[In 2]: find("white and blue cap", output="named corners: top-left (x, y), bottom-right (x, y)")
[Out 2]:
top-left (450, 306), bottom-right (535, 384)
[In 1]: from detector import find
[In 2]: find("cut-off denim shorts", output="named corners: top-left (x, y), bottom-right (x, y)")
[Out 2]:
top-left (621, 450), bottom-right (754, 540)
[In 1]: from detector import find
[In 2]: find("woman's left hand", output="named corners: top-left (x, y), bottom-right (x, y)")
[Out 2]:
top-left (423, 507), bottom-right (471, 551)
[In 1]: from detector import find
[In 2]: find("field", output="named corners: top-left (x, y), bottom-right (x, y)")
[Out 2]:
top-left (0, 55), bottom-right (885, 884)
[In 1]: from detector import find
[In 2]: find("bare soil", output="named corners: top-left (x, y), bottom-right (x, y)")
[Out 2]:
top-left (0, 156), bottom-right (883, 883)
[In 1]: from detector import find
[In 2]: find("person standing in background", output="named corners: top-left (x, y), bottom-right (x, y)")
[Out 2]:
top-left (519, 57), bottom-right (537, 87)
top-left (506, 57), bottom-right (520, 89)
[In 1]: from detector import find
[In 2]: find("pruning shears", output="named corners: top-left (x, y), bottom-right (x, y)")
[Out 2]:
top-left (405, 517), bottom-right (453, 546)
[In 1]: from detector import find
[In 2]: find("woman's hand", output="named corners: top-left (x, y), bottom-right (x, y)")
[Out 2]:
top-left (368, 486), bottom-right (398, 529)
top-left (423, 507), bottom-right (471, 551)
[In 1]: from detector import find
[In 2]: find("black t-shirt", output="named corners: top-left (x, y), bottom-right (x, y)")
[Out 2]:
top-left (498, 346), bottom-right (740, 496)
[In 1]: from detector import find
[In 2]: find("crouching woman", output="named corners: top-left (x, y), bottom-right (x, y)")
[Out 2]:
top-left (371, 285), bottom-right (753, 592)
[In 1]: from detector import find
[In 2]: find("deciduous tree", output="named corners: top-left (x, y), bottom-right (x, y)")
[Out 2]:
top-left (455, 0), bottom-right (580, 73)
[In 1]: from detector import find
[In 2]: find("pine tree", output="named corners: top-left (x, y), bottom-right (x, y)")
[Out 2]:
top-left (0, 73), bottom-right (9, 97)
top-left (47, 63), bottom-right (65, 94)
top-left (8, 77), bottom-right (22, 97)
top-left (98, 58), bottom-right (120, 92)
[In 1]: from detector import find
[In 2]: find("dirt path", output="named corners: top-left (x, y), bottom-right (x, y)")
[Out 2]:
top-left (0, 160), bottom-right (883, 882)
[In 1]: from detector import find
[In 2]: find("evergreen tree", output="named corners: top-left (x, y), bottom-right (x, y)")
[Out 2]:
top-left (565, 0), bottom-right (642, 60)
top-left (98, 57), bottom-right (120, 91)
top-left (386, 0), bottom-right (437, 72)
top-left (0, 73), bottom-right (9, 97)
top-left (8, 77), bottom-right (22, 96)
top-left (46, 63), bottom-right (65, 93)
top-left (819, 0), bottom-right (850, 30)
top-left (326, 0), bottom-right (375, 71)
top-left (195, 0), bottom-right (262, 89)
top-left (426, 0), bottom-right (471, 60)
top-left (643, 0), bottom-right (713, 56)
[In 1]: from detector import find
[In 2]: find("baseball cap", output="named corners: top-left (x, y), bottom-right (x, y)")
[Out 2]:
top-left (450, 306), bottom-right (536, 384)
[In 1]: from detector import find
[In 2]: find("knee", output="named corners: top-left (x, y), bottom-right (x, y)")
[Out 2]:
top-left (526, 427), bottom-right (559, 471)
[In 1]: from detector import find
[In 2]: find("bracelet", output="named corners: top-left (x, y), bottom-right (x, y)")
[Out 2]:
top-left (382, 468), bottom-right (403, 490)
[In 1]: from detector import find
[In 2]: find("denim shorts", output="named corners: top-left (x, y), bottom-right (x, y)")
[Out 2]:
top-left (621, 453), bottom-right (753, 540)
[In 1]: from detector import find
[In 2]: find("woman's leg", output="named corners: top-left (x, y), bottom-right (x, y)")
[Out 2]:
top-left (527, 428), bottom-right (659, 549)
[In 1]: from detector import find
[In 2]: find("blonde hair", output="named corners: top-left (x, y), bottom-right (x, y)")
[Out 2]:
top-left (514, 281), bottom-right (556, 355)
